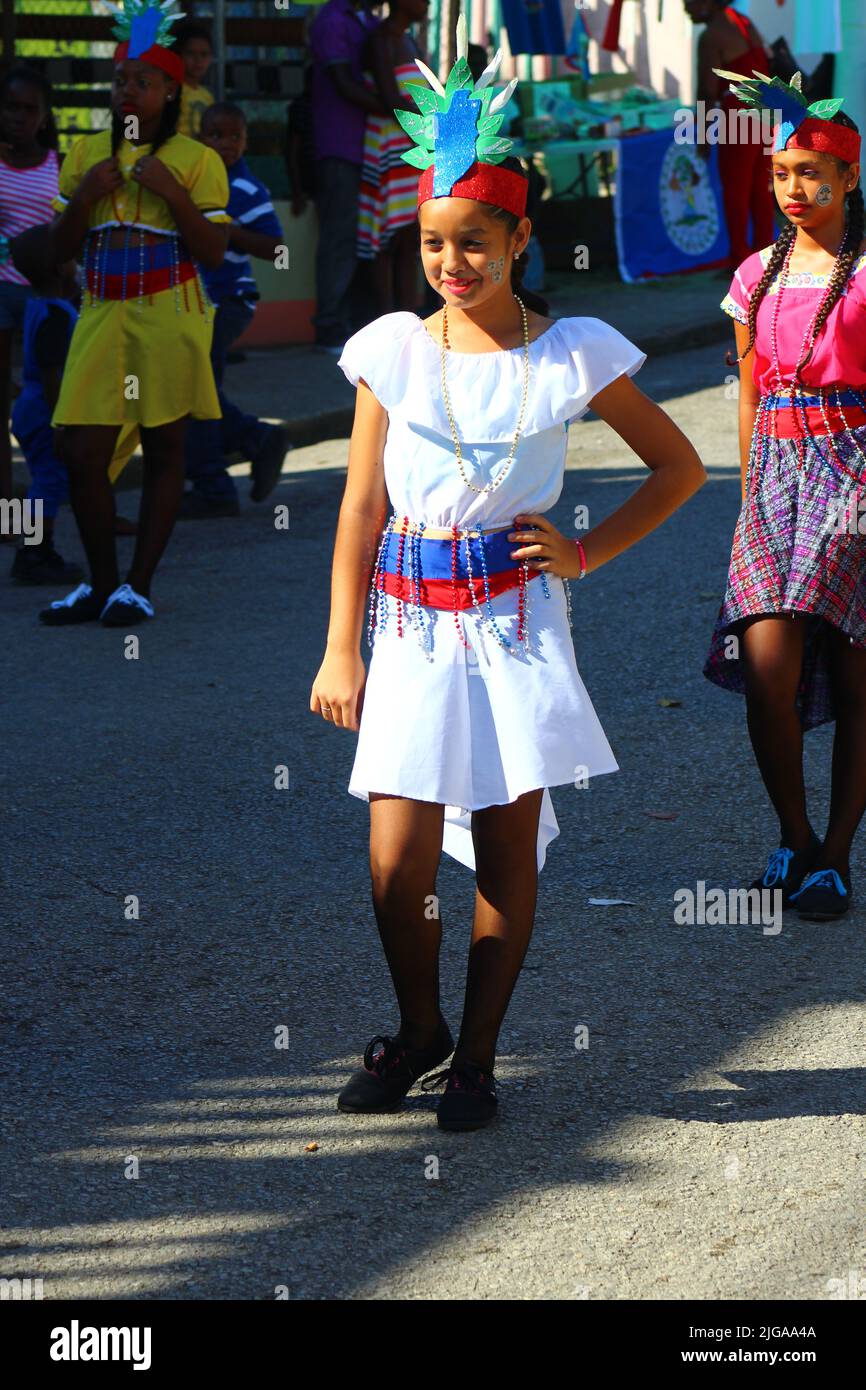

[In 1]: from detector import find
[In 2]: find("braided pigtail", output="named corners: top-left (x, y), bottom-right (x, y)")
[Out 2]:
top-left (148, 86), bottom-right (181, 159)
top-left (485, 156), bottom-right (551, 316)
top-left (725, 222), bottom-right (795, 367)
top-left (796, 181), bottom-right (865, 379)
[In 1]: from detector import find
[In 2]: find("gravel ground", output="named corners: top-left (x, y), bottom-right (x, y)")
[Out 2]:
top-left (2, 342), bottom-right (864, 1300)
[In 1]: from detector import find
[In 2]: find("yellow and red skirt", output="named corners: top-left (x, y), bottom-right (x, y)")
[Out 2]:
top-left (52, 226), bottom-right (221, 428)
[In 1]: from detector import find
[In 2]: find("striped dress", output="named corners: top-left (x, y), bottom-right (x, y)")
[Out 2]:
top-left (357, 60), bottom-right (422, 260)
top-left (0, 148), bottom-right (60, 287)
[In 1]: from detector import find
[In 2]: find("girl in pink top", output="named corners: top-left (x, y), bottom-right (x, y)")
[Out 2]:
top-left (0, 66), bottom-right (60, 514)
top-left (704, 72), bottom-right (866, 921)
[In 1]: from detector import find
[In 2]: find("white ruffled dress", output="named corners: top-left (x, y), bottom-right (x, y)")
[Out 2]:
top-left (336, 311), bottom-right (646, 873)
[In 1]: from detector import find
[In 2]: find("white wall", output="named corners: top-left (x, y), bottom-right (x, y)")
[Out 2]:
top-left (838, 0), bottom-right (866, 140)
top-left (581, 0), bottom-right (697, 102)
top-left (578, 0), bottom-right (829, 104)
top-left (737, 0), bottom-right (822, 69)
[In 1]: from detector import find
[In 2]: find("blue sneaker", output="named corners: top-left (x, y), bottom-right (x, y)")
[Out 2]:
top-left (789, 868), bottom-right (852, 920)
top-left (751, 830), bottom-right (820, 906)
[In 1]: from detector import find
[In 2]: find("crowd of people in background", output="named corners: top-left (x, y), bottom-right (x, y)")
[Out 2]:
top-left (302, 0), bottom-right (546, 353)
top-left (0, 15), bottom-right (296, 576)
top-left (0, 2), bottom-right (809, 579)
top-left (1, 0), bottom-right (548, 567)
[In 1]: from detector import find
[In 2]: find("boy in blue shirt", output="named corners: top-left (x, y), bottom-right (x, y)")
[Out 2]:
top-left (181, 102), bottom-right (290, 519)
top-left (8, 225), bottom-right (83, 587)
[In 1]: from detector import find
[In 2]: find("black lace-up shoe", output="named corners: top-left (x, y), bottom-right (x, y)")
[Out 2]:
top-left (337, 1016), bottom-right (454, 1113)
top-left (99, 583), bottom-right (154, 627)
top-left (38, 582), bottom-right (103, 625)
top-left (11, 542), bottom-right (83, 586)
top-left (249, 425), bottom-right (291, 502)
top-left (789, 868), bottom-right (853, 920)
top-left (421, 1059), bottom-right (498, 1131)
top-left (750, 829), bottom-right (821, 906)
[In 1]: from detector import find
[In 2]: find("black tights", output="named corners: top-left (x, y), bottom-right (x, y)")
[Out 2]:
top-left (368, 789), bottom-right (543, 1072)
top-left (741, 614), bottom-right (866, 876)
top-left (55, 417), bottom-right (189, 603)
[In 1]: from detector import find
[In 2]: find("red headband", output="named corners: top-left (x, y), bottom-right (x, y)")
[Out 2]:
top-left (417, 161), bottom-right (528, 220)
top-left (114, 41), bottom-right (184, 86)
top-left (774, 118), bottom-right (861, 165)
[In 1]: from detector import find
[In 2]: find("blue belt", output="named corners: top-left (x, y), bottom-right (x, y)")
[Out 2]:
top-left (763, 389), bottom-right (866, 409)
top-left (378, 524), bottom-right (516, 580)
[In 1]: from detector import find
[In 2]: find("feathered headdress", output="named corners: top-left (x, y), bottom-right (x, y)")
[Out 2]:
top-left (712, 67), bottom-right (861, 165)
top-left (106, 0), bottom-right (186, 86)
top-left (395, 14), bottom-right (527, 219)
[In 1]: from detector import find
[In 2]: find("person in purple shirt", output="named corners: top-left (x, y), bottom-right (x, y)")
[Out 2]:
top-left (309, 0), bottom-right (385, 351)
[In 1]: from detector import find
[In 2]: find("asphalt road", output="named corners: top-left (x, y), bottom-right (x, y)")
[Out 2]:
top-left (2, 341), bottom-right (864, 1300)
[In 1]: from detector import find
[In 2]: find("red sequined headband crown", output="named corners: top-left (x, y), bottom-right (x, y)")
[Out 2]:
top-left (395, 15), bottom-right (528, 220)
top-left (113, 40), bottom-right (184, 85)
top-left (416, 161), bottom-right (527, 219)
top-left (773, 118), bottom-right (861, 166)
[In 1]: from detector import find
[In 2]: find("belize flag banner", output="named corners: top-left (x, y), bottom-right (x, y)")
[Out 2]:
top-left (614, 128), bottom-right (731, 282)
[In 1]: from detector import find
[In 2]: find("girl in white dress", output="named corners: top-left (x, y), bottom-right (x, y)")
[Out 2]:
top-left (309, 19), bottom-right (707, 1130)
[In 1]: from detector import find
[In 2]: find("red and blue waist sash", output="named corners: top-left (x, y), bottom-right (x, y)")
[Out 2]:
top-left (84, 228), bottom-right (200, 301)
top-left (368, 514), bottom-right (557, 655)
top-left (372, 516), bottom-right (538, 612)
top-left (759, 387), bottom-right (866, 438)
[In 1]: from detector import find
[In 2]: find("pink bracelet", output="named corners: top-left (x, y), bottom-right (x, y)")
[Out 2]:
top-left (574, 538), bottom-right (587, 579)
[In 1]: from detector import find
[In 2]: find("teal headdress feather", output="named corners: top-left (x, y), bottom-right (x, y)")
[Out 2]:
top-left (712, 68), bottom-right (845, 153)
top-left (104, 0), bottom-right (186, 59)
top-left (395, 14), bottom-right (518, 198)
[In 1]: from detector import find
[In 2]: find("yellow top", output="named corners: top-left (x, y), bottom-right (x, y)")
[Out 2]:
top-left (51, 128), bottom-right (231, 234)
top-left (177, 83), bottom-right (215, 139)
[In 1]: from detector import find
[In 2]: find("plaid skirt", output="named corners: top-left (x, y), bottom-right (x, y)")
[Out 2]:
top-left (703, 409), bottom-right (866, 730)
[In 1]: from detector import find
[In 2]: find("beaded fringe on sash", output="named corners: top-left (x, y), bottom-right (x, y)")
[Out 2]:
top-left (366, 513), bottom-right (575, 661)
top-left (83, 226), bottom-right (213, 320)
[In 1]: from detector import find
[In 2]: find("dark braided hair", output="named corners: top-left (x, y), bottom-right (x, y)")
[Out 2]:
top-left (728, 111), bottom-right (864, 379)
top-left (0, 65), bottom-right (60, 151)
top-left (485, 155), bottom-right (550, 316)
top-left (110, 63), bottom-right (181, 158)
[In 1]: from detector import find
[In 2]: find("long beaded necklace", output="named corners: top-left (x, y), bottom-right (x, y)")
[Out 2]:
top-left (767, 225), bottom-right (866, 485)
top-left (440, 295), bottom-right (544, 654)
top-left (440, 295), bottom-right (531, 495)
top-left (367, 299), bottom-right (559, 659)
top-left (742, 225), bottom-right (866, 573)
top-left (767, 229), bottom-right (845, 400)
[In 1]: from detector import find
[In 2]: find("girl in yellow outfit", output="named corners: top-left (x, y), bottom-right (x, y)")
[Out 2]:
top-left (41, 0), bottom-right (231, 627)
